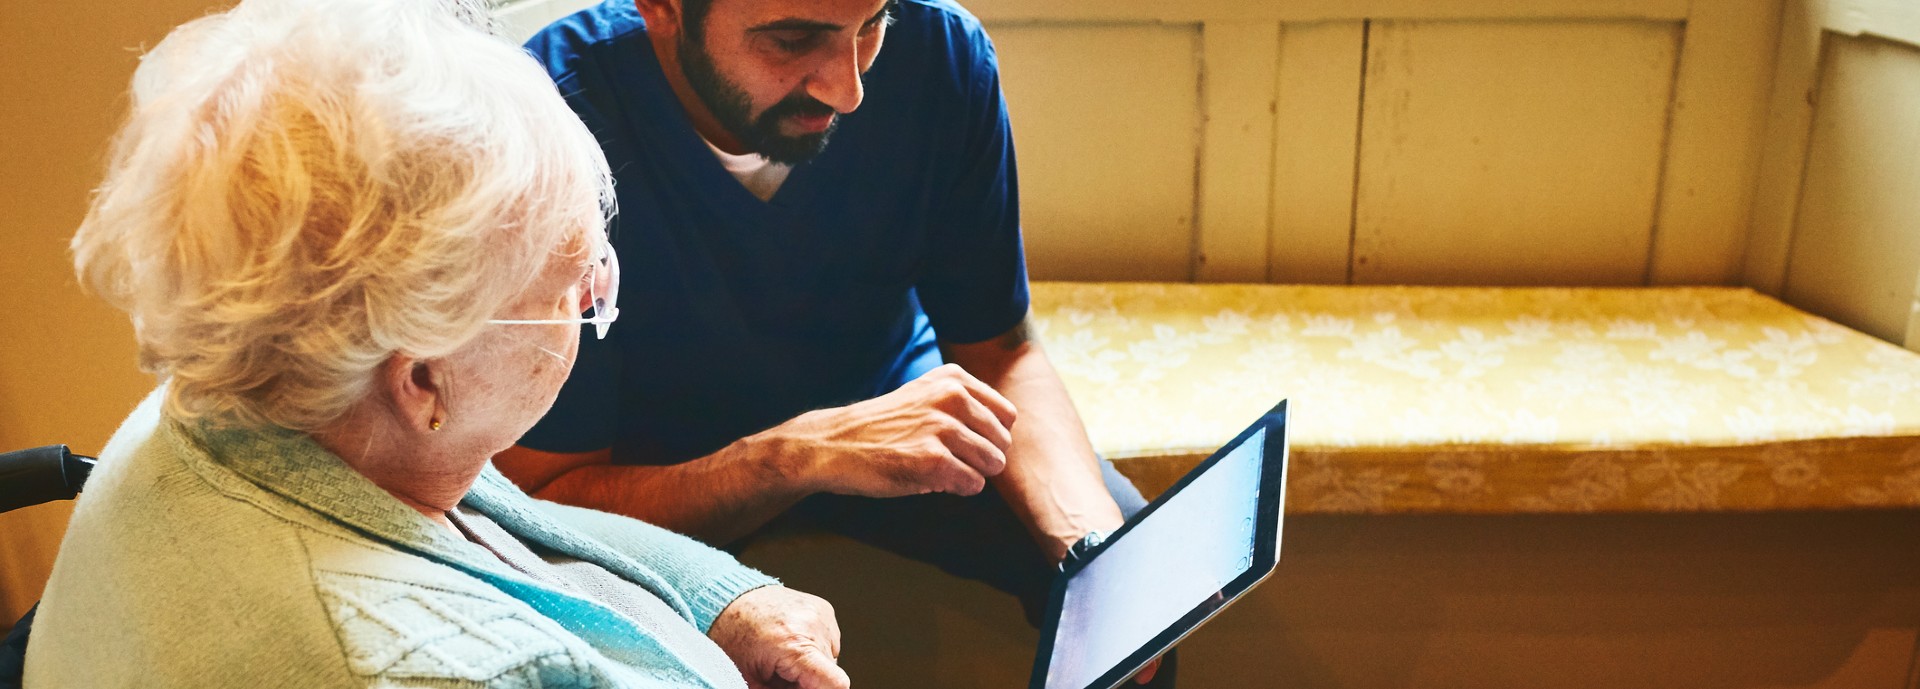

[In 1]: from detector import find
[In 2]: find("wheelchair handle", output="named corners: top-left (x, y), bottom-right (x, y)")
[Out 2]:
top-left (0, 445), bottom-right (96, 513)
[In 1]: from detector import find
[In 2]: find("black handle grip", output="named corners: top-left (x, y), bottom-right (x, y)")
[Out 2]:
top-left (0, 445), bottom-right (95, 513)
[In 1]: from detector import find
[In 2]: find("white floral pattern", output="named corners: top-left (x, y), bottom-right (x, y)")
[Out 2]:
top-left (1032, 282), bottom-right (1920, 514)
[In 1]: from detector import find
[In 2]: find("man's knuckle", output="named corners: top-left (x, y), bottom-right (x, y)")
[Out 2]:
top-left (930, 413), bottom-right (965, 434)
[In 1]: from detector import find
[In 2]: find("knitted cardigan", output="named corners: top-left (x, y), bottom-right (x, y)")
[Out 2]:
top-left (26, 389), bottom-right (776, 688)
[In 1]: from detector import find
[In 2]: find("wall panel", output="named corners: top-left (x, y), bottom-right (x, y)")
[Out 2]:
top-left (966, 0), bottom-right (1690, 23)
top-left (1351, 21), bottom-right (1680, 286)
top-left (1647, 0), bottom-right (1779, 286)
top-left (1195, 22), bottom-right (1282, 283)
top-left (1782, 34), bottom-right (1920, 344)
top-left (1269, 21), bottom-right (1366, 285)
top-left (1744, 0), bottom-right (1827, 295)
top-left (991, 24), bottom-right (1203, 282)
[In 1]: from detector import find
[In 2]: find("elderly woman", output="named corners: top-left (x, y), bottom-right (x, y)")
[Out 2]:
top-left (25, 1), bottom-right (849, 687)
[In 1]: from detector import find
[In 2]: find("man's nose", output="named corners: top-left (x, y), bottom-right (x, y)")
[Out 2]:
top-left (804, 42), bottom-right (865, 114)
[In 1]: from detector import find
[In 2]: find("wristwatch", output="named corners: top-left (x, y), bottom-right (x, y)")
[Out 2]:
top-left (1059, 529), bottom-right (1110, 571)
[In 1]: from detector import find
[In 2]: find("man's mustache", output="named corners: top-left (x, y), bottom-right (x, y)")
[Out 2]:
top-left (761, 95), bottom-right (836, 122)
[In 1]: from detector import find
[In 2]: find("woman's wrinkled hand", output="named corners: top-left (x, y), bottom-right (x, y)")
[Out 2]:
top-left (708, 586), bottom-right (851, 689)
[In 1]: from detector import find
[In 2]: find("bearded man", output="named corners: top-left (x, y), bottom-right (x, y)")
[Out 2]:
top-left (501, 1), bottom-right (1171, 683)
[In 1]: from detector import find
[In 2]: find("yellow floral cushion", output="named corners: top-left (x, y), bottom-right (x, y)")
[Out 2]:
top-left (1031, 282), bottom-right (1920, 514)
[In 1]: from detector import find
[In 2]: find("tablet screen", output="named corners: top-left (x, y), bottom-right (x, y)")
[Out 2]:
top-left (1044, 427), bottom-right (1268, 689)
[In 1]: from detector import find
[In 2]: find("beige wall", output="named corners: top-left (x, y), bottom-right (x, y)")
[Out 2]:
top-left (1748, 0), bottom-right (1920, 354)
top-left (0, 0), bottom-right (238, 622)
top-left (982, 0), bottom-right (1781, 287)
top-left (1748, 0), bottom-right (1920, 350)
top-left (1784, 34), bottom-right (1920, 345)
top-left (993, 24), bottom-right (1203, 282)
top-left (1350, 20), bottom-right (1679, 286)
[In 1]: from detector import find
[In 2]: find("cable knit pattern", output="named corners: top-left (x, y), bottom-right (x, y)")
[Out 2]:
top-left (315, 570), bottom-right (584, 683)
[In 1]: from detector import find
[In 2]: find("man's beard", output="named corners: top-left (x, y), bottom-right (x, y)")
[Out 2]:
top-left (678, 37), bottom-right (839, 165)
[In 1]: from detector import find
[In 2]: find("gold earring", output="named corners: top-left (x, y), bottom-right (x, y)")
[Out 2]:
top-left (430, 417), bottom-right (443, 431)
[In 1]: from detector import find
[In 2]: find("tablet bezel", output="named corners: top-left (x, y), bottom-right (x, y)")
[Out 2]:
top-left (1027, 399), bottom-right (1290, 689)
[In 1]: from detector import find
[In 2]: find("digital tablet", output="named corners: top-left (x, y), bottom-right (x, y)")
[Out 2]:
top-left (1029, 400), bottom-right (1290, 689)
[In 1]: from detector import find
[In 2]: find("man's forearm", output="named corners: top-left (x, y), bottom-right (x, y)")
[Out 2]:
top-left (991, 353), bottom-right (1125, 560)
top-left (945, 330), bottom-right (1124, 563)
top-left (507, 363), bottom-right (1024, 544)
top-left (533, 437), bottom-right (810, 545)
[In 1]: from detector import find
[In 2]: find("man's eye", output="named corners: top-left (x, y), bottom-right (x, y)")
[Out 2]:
top-left (769, 31), bottom-right (821, 52)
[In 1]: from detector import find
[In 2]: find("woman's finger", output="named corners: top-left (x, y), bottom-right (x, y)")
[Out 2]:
top-left (780, 647), bottom-right (851, 689)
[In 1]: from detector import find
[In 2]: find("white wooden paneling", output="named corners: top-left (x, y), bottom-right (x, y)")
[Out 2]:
top-left (992, 24), bottom-right (1203, 282)
top-left (490, 0), bottom-right (1780, 290)
top-left (1647, 0), bottom-right (1781, 285)
top-left (1269, 21), bottom-right (1366, 285)
top-left (1745, 0), bottom-right (1828, 295)
top-left (1351, 21), bottom-right (1680, 286)
top-left (550, 0), bottom-right (596, 18)
top-left (1747, 0), bottom-right (1920, 296)
top-left (497, 0), bottom-right (560, 43)
top-left (1782, 35), bottom-right (1920, 344)
top-left (1823, 0), bottom-right (1920, 49)
top-left (1195, 22), bottom-right (1282, 283)
top-left (967, 0), bottom-right (1688, 23)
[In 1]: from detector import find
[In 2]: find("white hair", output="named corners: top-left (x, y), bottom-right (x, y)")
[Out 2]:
top-left (72, 0), bottom-right (614, 431)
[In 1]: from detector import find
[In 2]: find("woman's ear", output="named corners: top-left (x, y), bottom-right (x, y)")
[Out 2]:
top-left (380, 355), bottom-right (443, 433)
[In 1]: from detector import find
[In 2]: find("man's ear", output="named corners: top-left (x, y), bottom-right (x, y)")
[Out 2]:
top-left (635, 0), bottom-right (682, 40)
top-left (380, 355), bottom-right (442, 433)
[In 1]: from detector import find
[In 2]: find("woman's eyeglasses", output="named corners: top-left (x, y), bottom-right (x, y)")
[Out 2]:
top-left (488, 234), bottom-right (620, 340)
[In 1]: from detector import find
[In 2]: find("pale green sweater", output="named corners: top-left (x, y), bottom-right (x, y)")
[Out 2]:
top-left (25, 390), bottom-right (776, 688)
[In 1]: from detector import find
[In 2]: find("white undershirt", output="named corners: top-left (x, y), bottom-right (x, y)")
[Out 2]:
top-left (703, 138), bottom-right (792, 202)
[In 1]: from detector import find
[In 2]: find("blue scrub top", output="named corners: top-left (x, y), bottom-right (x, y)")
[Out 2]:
top-left (517, 0), bottom-right (1029, 464)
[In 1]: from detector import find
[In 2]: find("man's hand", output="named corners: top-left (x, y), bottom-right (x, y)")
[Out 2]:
top-left (763, 364), bottom-right (1017, 498)
top-left (493, 365), bottom-right (1017, 545)
top-left (709, 586), bottom-right (849, 689)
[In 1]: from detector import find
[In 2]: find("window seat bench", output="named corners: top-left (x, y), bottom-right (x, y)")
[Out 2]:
top-left (1029, 281), bottom-right (1920, 514)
